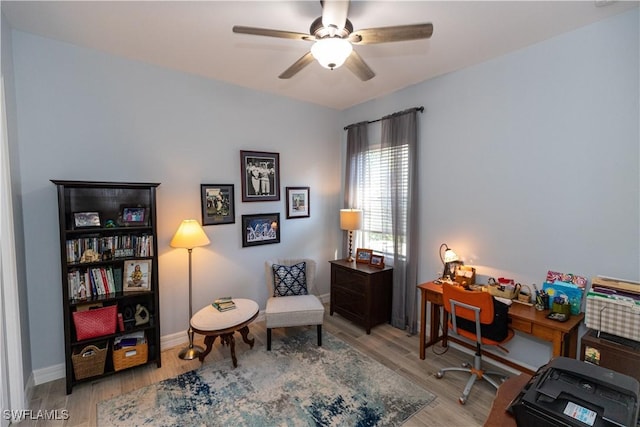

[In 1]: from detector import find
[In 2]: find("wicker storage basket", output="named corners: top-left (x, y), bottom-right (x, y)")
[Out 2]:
top-left (72, 344), bottom-right (107, 380)
top-left (486, 282), bottom-right (521, 300)
top-left (113, 342), bottom-right (148, 371)
top-left (517, 284), bottom-right (533, 303)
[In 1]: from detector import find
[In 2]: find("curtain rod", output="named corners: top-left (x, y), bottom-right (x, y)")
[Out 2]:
top-left (343, 106), bottom-right (424, 130)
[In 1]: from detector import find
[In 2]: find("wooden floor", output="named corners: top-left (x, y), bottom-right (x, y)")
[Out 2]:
top-left (25, 310), bottom-right (510, 426)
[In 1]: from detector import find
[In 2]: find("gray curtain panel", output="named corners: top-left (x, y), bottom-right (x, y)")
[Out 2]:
top-left (381, 109), bottom-right (419, 334)
top-left (343, 122), bottom-right (368, 255)
top-left (344, 109), bottom-right (419, 333)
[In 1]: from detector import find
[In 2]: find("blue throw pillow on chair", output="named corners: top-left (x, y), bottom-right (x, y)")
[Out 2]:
top-left (272, 262), bottom-right (308, 296)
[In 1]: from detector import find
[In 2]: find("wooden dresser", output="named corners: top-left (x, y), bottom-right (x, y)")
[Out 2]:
top-left (329, 259), bottom-right (393, 334)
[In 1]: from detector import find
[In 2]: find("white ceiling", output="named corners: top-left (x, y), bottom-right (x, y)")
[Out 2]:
top-left (2, 1), bottom-right (637, 110)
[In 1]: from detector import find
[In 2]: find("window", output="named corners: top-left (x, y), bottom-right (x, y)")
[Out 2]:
top-left (354, 144), bottom-right (409, 260)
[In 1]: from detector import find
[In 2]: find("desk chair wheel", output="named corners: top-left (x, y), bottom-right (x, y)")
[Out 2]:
top-left (458, 396), bottom-right (467, 405)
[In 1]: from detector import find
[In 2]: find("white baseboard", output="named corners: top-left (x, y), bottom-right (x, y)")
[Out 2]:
top-left (31, 363), bottom-right (65, 386)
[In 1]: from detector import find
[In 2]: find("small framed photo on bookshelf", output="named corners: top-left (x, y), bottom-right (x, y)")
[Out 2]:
top-left (73, 212), bottom-right (101, 229)
top-left (123, 259), bottom-right (152, 292)
top-left (121, 207), bottom-right (146, 226)
top-left (369, 254), bottom-right (385, 268)
top-left (355, 248), bottom-right (373, 264)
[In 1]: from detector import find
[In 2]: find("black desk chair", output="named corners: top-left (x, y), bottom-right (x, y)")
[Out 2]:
top-left (435, 283), bottom-right (514, 404)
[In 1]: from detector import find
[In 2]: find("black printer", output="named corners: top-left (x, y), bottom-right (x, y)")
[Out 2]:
top-left (510, 357), bottom-right (639, 427)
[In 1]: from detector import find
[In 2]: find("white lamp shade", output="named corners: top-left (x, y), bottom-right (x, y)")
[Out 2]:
top-left (170, 219), bottom-right (210, 249)
top-left (340, 209), bottom-right (363, 231)
top-left (311, 38), bottom-right (353, 70)
top-left (443, 248), bottom-right (459, 263)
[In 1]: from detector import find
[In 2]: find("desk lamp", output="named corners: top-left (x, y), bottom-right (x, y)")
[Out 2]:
top-left (439, 243), bottom-right (459, 281)
top-left (171, 219), bottom-right (210, 360)
top-left (340, 209), bottom-right (363, 262)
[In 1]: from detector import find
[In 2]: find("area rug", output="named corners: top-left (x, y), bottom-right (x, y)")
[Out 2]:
top-left (97, 330), bottom-right (435, 426)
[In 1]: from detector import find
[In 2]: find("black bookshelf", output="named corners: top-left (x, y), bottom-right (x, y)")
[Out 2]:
top-left (51, 180), bottom-right (161, 394)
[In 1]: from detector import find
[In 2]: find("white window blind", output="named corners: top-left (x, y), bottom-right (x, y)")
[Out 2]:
top-left (356, 144), bottom-right (409, 259)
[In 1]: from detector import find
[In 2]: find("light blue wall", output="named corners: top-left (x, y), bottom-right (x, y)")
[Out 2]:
top-left (10, 31), bottom-right (342, 371)
top-left (6, 7), bottom-right (639, 376)
top-left (342, 8), bottom-right (639, 368)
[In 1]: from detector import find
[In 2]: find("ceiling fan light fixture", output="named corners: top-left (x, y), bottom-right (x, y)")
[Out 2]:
top-left (311, 37), bottom-right (353, 70)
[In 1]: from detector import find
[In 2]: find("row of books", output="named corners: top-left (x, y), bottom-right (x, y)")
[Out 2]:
top-left (68, 267), bottom-right (122, 300)
top-left (65, 234), bottom-right (154, 264)
top-left (212, 297), bottom-right (236, 312)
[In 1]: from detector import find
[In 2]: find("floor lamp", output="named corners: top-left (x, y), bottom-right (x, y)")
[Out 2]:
top-left (171, 219), bottom-right (210, 360)
top-left (340, 209), bottom-right (363, 262)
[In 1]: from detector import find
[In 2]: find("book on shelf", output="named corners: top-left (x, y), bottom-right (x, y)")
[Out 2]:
top-left (68, 266), bottom-right (121, 300)
top-left (212, 297), bottom-right (236, 312)
top-left (65, 234), bottom-right (154, 264)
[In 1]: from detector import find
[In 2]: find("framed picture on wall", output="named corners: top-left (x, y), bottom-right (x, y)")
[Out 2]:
top-left (286, 187), bottom-right (310, 219)
top-left (241, 213), bottom-right (280, 247)
top-left (240, 150), bottom-right (280, 202)
top-left (201, 184), bottom-right (235, 225)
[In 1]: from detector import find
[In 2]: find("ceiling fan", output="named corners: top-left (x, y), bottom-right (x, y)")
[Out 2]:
top-left (232, 0), bottom-right (433, 81)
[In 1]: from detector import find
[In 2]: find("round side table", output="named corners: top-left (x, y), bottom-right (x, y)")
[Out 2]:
top-left (190, 298), bottom-right (259, 367)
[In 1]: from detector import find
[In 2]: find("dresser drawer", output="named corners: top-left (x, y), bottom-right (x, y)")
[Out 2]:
top-left (511, 317), bottom-right (532, 334)
top-left (333, 267), bottom-right (366, 294)
top-left (332, 287), bottom-right (365, 320)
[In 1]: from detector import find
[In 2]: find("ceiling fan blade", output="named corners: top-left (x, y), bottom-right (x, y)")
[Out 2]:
top-left (233, 26), bottom-right (313, 41)
top-left (344, 50), bottom-right (375, 81)
top-left (349, 23), bottom-right (433, 44)
top-left (321, 0), bottom-right (349, 33)
top-left (279, 52), bottom-right (315, 79)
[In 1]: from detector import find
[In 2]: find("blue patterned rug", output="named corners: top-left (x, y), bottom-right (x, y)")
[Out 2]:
top-left (97, 330), bottom-right (434, 426)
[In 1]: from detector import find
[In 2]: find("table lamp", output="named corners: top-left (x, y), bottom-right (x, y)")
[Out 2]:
top-left (439, 243), bottom-right (459, 281)
top-left (171, 219), bottom-right (210, 360)
top-left (340, 209), bottom-right (363, 262)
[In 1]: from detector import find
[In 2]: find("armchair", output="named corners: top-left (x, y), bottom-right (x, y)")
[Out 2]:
top-left (264, 259), bottom-right (324, 351)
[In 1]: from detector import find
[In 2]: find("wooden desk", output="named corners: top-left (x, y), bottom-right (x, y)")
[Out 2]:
top-left (418, 281), bottom-right (584, 373)
top-left (483, 373), bottom-right (531, 427)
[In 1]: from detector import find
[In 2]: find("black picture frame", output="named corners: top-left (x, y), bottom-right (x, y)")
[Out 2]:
top-left (121, 207), bottom-right (146, 226)
top-left (241, 213), bottom-right (280, 247)
top-left (240, 150), bottom-right (280, 202)
top-left (286, 187), bottom-right (310, 219)
top-left (201, 184), bottom-right (235, 226)
top-left (73, 211), bottom-right (101, 229)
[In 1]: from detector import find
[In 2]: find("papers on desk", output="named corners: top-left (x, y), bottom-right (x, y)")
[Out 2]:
top-left (495, 296), bottom-right (513, 306)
